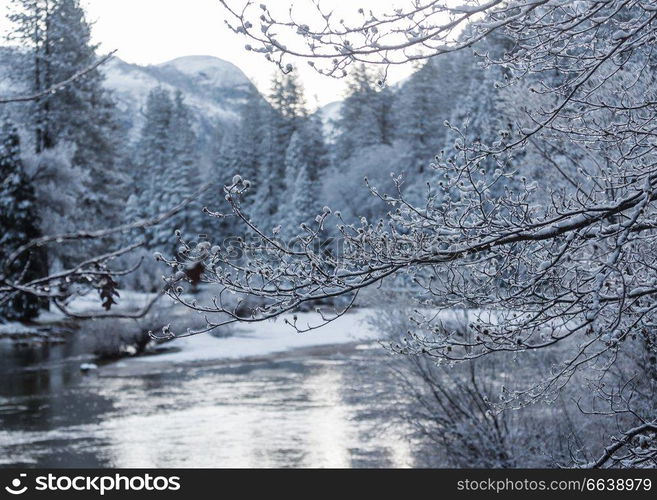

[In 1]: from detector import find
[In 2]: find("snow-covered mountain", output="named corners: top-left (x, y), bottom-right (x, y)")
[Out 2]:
top-left (158, 55), bottom-right (252, 90)
top-left (103, 55), bottom-right (256, 146)
top-left (0, 49), bottom-right (259, 162)
top-left (0, 49), bottom-right (344, 166)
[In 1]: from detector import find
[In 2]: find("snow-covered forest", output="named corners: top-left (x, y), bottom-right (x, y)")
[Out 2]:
top-left (1, 0), bottom-right (657, 469)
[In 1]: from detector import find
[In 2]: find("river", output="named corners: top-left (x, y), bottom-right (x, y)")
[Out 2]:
top-left (0, 331), bottom-right (417, 468)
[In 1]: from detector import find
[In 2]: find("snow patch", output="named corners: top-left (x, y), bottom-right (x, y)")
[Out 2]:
top-left (0, 322), bottom-right (39, 335)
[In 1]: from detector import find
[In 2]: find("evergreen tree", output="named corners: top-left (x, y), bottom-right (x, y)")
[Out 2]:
top-left (8, 0), bottom-right (123, 227)
top-left (268, 71), bottom-right (307, 179)
top-left (199, 127), bottom-right (241, 237)
top-left (0, 118), bottom-right (44, 321)
top-left (333, 64), bottom-right (390, 162)
top-left (288, 165), bottom-right (314, 233)
top-left (270, 70), bottom-right (308, 122)
top-left (252, 72), bottom-right (308, 227)
top-left (376, 85), bottom-right (394, 146)
top-left (278, 131), bottom-right (316, 239)
top-left (49, 0), bottom-right (123, 221)
top-left (282, 131), bottom-right (305, 188)
top-left (130, 88), bottom-right (203, 253)
top-left (251, 111), bottom-right (280, 228)
top-left (137, 87), bottom-right (175, 180)
top-left (129, 87), bottom-right (174, 248)
top-left (123, 192), bottom-right (141, 229)
top-left (8, 0), bottom-right (54, 152)
top-left (236, 86), bottom-right (265, 187)
top-left (231, 86), bottom-right (266, 205)
top-left (214, 128), bottom-right (242, 182)
top-left (299, 113), bottom-right (329, 184)
top-left (134, 86), bottom-right (174, 229)
top-left (158, 90), bottom-right (201, 246)
top-left (396, 60), bottom-right (445, 175)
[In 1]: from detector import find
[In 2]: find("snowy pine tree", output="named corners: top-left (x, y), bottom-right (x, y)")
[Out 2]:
top-left (396, 60), bottom-right (445, 175)
top-left (235, 86), bottom-right (265, 187)
top-left (277, 131), bottom-right (318, 239)
top-left (0, 118), bottom-right (45, 321)
top-left (282, 131), bottom-right (304, 184)
top-left (252, 72), bottom-right (308, 228)
top-left (158, 90), bottom-right (201, 246)
top-left (299, 113), bottom-right (329, 184)
top-left (218, 86), bottom-right (265, 209)
top-left (130, 87), bottom-right (175, 248)
top-left (280, 173), bottom-right (314, 241)
top-left (7, 0), bottom-right (54, 152)
top-left (8, 0), bottom-right (124, 228)
top-left (333, 65), bottom-right (392, 162)
top-left (130, 88), bottom-right (202, 253)
top-left (250, 109), bottom-right (280, 228)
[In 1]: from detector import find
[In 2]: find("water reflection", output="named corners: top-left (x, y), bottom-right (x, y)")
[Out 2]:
top-left (0, 337), bottom-right (416, 468)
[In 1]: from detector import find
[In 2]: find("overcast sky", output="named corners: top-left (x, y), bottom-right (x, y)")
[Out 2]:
top-left (1, 0), bottom-right (415, 108)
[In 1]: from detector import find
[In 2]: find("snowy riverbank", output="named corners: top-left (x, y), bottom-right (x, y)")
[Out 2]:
top-left (107, 308), bottom-right (381, 374)
top-left (1, 288), bottom-right (384, 372)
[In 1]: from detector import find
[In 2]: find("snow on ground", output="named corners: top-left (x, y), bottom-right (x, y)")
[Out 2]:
top-left (129, 309), bottom-right (379, 366)
top-left (0, 322), bottom-right (40, 336)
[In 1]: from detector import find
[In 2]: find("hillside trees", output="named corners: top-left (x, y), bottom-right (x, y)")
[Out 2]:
top-left (333, 65), bottom-right (392, 163)
top-left (278, 131), bottom-right (315, 238)
top-left (129, 88), bottom-right (202, 255)
top-left (250, 72), bottom-right (308, 227)
top-left (211, 71), bottom-right (331, 235)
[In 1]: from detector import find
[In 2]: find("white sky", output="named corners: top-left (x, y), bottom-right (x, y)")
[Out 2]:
top-left (0, 0), bottom-right (416, 108)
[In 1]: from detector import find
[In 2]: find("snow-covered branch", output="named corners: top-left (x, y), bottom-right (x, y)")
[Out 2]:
top-left (0, 184), bottom-right (210, 319)
top-left (157, 1), bottom-right (657, 421)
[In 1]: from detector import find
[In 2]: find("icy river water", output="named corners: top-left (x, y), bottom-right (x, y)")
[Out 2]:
top-left (0, 332), bottom-right (416, 468)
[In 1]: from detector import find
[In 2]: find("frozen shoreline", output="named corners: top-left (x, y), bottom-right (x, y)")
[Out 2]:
top-left (101, 309), bottom-right (381, 376)
top-left (2, 289), bottom-right (384, 369)
top-left (124, 308), bottom-right (380, 366)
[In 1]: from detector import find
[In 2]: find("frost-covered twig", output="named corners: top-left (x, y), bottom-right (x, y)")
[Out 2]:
top-left (0, 183), bottom-right (210, 319)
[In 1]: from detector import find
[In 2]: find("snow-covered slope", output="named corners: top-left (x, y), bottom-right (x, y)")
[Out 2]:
top-left (316, 100), bottom-right (342, 142)
top-left (158, 55), bottom-right (251, 89)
